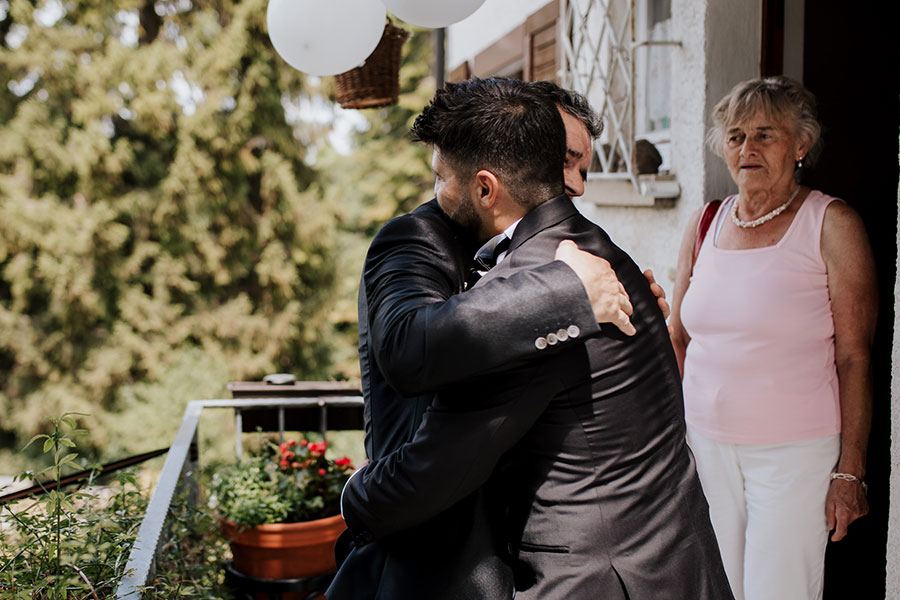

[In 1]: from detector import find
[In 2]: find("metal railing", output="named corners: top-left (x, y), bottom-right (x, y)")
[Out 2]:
top-left (114, 393), bottom-right (364, 599)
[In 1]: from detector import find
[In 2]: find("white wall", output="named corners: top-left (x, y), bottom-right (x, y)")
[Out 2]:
top-left (446, 0), bottom-right (551, 69)
top-left (445, 0), bottom-right (760, 294)
top-left (888, 131), bottom-right (900, 598)
top-left (446, 3), bottom-right (900, 594)
top-left (702, 0), bottom-right (760, 201)
top-left (575, 0), bottom-right (759, 292)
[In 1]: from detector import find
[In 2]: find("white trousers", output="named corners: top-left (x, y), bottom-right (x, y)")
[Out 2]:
top-left (686, 428), bottom-right (840, 600)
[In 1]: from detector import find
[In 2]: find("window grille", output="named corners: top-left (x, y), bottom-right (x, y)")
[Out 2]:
top-left (561, 0), bottom-right (637, 187)
top-left (560, 0), bottom-right (679, 198)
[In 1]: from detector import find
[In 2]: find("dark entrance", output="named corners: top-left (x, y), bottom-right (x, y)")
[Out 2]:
top-left (763, 1), bottom-right (900, 598)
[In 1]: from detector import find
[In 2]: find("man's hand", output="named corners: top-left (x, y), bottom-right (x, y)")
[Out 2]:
top-left (555, 240), bottom-right (635, 336)
top-left (643, 269), bottom-right (670, 319)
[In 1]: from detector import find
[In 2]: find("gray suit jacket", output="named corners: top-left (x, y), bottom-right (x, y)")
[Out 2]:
top-left (342, 195), bottom-right (734, 599)
top-left (328, 199), bottom-right (598, 600)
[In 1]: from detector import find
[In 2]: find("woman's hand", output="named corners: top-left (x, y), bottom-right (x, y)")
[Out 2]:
top-left (821, 199), bottom-right (877, 543)
top-left (825, 478), bottom-right (869, 541)
top-left (643, 269), bottom-right (670, 319)
top-left (668, 207), bottom-right (705, 377)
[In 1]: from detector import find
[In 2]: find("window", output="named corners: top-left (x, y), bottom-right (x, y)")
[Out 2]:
top-left (637, 0), bottom-right (672, 136)
top-left (561, 0), bottom-right (680, 201)
top-left (446, 0), bottom-right (679, 202)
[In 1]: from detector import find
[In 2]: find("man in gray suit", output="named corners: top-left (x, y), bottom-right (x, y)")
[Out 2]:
top-left (326, 79), bottom-right (645, 599)
top-left (340, 78), bottom-right (734, 599)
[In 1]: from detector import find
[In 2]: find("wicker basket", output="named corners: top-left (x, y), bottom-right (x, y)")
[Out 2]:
top-left (334, 21), bottom-right (409, 109)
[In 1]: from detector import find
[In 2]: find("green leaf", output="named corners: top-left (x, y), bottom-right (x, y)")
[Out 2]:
top-left (43, 438), bottom-right (54, 453)
top-left (59, 452), bottom-right (79, 466)
top-left (23, 434), bottom-right (49, 450)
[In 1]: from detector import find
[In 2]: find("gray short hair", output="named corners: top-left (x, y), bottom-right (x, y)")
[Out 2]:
top-left (706, 76), bottom-right (823, 168)
top-left (528, 80), bottom-right (603, 139)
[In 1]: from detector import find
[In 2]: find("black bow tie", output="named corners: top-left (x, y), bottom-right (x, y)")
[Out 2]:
top-left (473, 234), bottom-right (511, 272)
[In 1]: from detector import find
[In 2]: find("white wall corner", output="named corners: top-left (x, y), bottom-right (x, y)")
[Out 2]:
top-left (670, 0), bottom-right (708, 215)
top-left (887, 129), bottom-right (900, 599)
top-left (701, 0), bottom-right (761, 203)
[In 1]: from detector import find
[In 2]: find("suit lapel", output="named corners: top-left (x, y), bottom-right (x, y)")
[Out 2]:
top-left (472, 195), bottom-right (578, 288)
top-left (508, 195), bottom-right (579, 253)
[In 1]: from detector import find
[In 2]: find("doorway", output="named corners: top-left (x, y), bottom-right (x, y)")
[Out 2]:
top-left (762, 1), bottom-right (900, 597)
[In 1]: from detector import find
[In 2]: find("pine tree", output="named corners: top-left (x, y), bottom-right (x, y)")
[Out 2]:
top-left (316, 28), bottom-right (436, 377)
top-left (0, 0), bottom-right (351, 463)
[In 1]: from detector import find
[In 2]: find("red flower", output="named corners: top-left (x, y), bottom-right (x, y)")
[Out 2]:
top-left (288, 440), bottom-right (297, 447)
top-left (318, 468), bottom-right (326, 476)
top-left (292, 462), bottom-right (300, 468)
top-left (300, 439), bottom-right (308, 447)
top-left (335, 457), bottom-right (353, 467)
top-left (279, 442), bottom-right (288, 452)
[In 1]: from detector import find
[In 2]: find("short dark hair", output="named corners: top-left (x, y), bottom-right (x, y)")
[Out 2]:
top-left (411, 77), bottom-right (566, 208)
top-left (528, 80), bottom-right (603, 139)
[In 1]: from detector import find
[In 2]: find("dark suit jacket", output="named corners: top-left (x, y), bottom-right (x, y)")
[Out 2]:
top-left (327, 199), bottom-right (598, 600)
top-left (341, 196), bottom-right (734, 600)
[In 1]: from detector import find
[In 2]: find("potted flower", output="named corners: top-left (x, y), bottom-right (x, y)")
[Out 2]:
top-left (208, 437), bottom-right (354, 580)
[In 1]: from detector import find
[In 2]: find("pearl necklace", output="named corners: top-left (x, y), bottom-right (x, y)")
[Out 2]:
top-left (730, 186), bottom-right (800, 228)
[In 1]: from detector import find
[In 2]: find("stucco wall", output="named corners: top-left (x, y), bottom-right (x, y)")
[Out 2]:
top-left (446, 0), bottom-right (551, 69)
top-left (445, 2), bottom-right (898, 592)
top-left (888, 132), bottom-right (900, 598)
top-left (575, 0), bottom-right (759, 291)
top-left (445, 0), bottom-right (760, 292)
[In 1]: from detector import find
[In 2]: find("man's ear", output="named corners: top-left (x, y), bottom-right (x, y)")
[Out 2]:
top-left (473, 169), bottom-right (501, 209)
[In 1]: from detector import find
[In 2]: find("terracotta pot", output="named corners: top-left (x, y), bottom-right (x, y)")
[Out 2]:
top-left (221, 513), bottom-right (347, 580)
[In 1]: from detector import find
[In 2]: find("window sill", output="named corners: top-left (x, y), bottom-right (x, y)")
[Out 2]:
top-left (581, 173), bottom-right (680, 207)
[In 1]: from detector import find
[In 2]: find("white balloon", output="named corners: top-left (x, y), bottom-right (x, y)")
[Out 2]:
top-left (267, 0), bottom-right (387, 76)
top-left (382, 0), bottom-right (487, 28)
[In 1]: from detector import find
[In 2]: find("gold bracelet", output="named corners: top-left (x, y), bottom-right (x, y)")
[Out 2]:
top-left (831, 472), bottom-right (868, 495)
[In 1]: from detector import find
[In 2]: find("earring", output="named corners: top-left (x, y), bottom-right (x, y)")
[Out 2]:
top-left (797, 156), bottom-right (804, 169)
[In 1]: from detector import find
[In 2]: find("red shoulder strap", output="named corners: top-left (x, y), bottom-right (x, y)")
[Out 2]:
top-left (691, 199), bottom-right (722, 272)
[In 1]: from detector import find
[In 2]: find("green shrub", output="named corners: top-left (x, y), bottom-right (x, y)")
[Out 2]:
top-left (0, 414), bottom-right (144, 599)
top-left (0, 414), bottom-right (232, 599)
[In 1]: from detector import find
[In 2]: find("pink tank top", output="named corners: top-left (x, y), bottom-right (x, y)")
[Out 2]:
top-left (680, 190), bottom-right (841, 444)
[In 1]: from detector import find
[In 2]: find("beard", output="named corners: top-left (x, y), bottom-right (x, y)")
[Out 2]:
top-left (447, 195), bottom-right (485, 239)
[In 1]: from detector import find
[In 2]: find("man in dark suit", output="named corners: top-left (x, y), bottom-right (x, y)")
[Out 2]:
top-left (327, 80), bottom-right (649, 600)
top-left (338, 79), bottom-right (734, 599)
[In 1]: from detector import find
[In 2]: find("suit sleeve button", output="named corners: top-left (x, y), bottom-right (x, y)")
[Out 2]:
top-left (546, 333), bottom-right (558, 345)
top-left (557, 328), bottom-right (569, 342)
top-left (535, 337), bottom-right (548, 350)
top-left (567, 325), bottom-right (581, 338)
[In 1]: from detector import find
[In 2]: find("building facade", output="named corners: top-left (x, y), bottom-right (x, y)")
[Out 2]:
top-left (446, 1), bottom-right (899, 597)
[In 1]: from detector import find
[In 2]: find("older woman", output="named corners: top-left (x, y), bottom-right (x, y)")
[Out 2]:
top-left (668, 76), bottom-right (876, 600)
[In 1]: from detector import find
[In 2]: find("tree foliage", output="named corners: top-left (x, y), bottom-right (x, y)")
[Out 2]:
top-left (314, 28), bottom-right (435, 374)
top-left (0, 0), bottom-right (434, 465)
